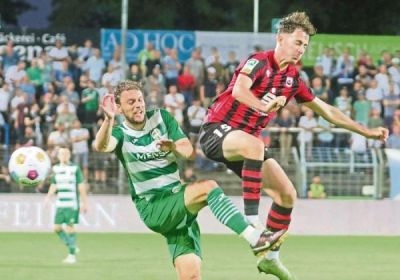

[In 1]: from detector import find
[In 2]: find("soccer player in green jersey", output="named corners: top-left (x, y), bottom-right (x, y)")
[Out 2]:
top-left (44, 147), bottom-right (88, 264)
top-left (94, 80), bottom-right (287, 279)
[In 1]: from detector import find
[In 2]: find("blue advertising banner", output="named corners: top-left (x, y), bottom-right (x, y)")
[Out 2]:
top-left (385, 149), bottom-right (400, 199)
top-left (101, 29), bottom-right (195, 63)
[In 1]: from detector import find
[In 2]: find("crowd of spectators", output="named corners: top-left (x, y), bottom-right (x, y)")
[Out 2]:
top-left (0, 39), bottom-right (399, 191)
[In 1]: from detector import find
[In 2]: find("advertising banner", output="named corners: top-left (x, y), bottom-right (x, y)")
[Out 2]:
top-left (0, 28), bottom-right (99, 62)
top-left (101, 29), bottom-right (195, 63)
top-left (302, 34), bottom-right (400, 66)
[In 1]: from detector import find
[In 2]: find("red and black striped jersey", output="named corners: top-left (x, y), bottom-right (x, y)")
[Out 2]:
top-left (205, 50), bottom-right (315, 136)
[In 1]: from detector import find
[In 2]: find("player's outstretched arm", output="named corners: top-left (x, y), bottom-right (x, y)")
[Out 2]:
top-left (94, 94), bottom-right (118, 152)
top-left (304, 97), bottom-right (389, 141)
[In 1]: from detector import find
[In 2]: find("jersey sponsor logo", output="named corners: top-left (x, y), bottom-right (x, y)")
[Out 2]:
top-left (285, 77), bottom-right (294, 87)
top-left (135, 151), bottom-right (169, 161)
top-left (241, 58), bottom-right (259, 74)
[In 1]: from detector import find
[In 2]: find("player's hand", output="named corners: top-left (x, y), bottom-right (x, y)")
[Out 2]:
top-left (366, 127), bottom-right (389, 142)
top-left (262, 96), bottom-right (287, 113)
top-left (156, 139), bottom-right (176, 153)
top-left (101, 94), bottom-right (118, 120)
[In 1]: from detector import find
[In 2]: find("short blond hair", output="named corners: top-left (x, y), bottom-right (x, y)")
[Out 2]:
top-left (113, 80), bottom-right (143, 105)
top-left (278, 11), bottom-right (316, 36)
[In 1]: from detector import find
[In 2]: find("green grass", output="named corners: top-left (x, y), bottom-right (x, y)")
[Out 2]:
top-left (0, 233), bottom-right (399, 280)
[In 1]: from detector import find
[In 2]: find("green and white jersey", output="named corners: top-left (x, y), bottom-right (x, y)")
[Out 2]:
top-left (50, 163), bottom-right (84, 209)
top-left (112, 109), bottom-right (186, 197)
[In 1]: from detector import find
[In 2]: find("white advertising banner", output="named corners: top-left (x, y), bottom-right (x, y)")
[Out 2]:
top-left (1, 194), bottom-right (400, 235)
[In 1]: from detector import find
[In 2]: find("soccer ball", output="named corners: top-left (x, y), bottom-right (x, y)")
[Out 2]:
top-left (8, 146), bottom-right (51, 187)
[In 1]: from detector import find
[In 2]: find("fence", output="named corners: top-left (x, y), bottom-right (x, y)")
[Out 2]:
top-left (0, 128), bottom-right (391, 199)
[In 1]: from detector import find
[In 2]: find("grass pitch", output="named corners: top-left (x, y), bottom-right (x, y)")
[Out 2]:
top-left (0, 233), bottom-right (399, 280)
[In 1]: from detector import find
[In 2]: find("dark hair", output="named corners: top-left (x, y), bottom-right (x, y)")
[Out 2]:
top-left (113, 80), bottom-right (143, 105)
top-left (278, 11), bottom-right (316, 36)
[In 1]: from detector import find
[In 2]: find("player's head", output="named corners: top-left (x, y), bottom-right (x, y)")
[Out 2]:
top-left (57, 147), bottom-right (71, 164)
top-left (276, 11), bottom-right (316, 65)
top-left (114, 80), bottom-right (146, 126)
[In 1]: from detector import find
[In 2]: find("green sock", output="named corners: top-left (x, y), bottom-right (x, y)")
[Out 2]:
top-left (56, 230), bottom-right (70, 247)
top-left (67, 233), bottom-right (77, 255)
top-left (207, 187), bottom-right (249, 234)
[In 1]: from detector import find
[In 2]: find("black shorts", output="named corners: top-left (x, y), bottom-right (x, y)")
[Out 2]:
top-left (199, 122), bottom-right (272, 177)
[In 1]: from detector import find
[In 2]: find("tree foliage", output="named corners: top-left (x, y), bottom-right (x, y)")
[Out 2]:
top-left (48, 0), bottom-right (400, 35)
top-left (0, 0), bottom-right (33, 26)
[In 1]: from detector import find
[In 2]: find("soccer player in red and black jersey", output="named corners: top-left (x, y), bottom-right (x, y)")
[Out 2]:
top-left (199, 11), bottom-right (388, 279)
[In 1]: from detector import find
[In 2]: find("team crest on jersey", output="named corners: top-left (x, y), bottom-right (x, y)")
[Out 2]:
top-left (151, 128), bottom-right (162, 140)
top-left (285, 77), bottom-right (294, 87)
top-left (241, 59), bottom-right (259, 74)
top-left (266, 69), bottom-right (271, 77)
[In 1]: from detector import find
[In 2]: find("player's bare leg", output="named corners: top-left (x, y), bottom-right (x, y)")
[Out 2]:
top-left (222, 130), bottom-right (265, 226)
top-left (257, 158), bottom-right (297, 279)
top-left (185, 180), bottom-right (286, 256)
top-left (174, 253), bottom-right (202, 280)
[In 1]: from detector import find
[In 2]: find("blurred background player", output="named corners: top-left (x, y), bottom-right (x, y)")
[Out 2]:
top-left (44, 147), bottom-right (88, 264)
top-left (199, 11), bottom-right (388, 279)
top-left (94, 80), bottom-right (286, 279)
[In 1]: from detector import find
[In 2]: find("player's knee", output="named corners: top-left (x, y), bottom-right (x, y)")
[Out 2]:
top-left (242, 139), bottom-right (264, 158)
top-left (203, 180), bottom-right (219, 194)
top-left (280, 188), bottom-right (297, 205)
top-left (178, 271), bottom-right (200, 280)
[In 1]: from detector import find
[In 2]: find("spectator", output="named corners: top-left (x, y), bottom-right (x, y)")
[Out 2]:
top-left (143, 64), bottom-right (166, 96)
top-left (82, 48), bottom-right (106, 86)
top-left (162, 48), bottom-right (181, 88)
top-left (315, 47), bottom-right (335, 78)
top-left (177, 65), bottom-right (195, 107)
top-left (145, 89), bottom-right (164, 110)
top-left (1, 41), bottom-right (20, 72)
top-left (138, 42), bottom-right (154, 77)
top-left (47, 122), bottom-right (70, 161)
top-left (164, 84), bottom-right (185, 125)
top-left (200, 67), bottom-right (218, 108)
top-left (366, 79), bottom-right (384, 113)
top-left (224, 51), bottom-right (240, 85)
top-left (275, 108), bottom-right (295, 166)
top-left (48, 39), bottom-right (70, 73)
top-left (186, 49), bottom-right (205, 90)
top-left (145, 49), bottom-right (162, 77)
top-left (127, 64), bottom-right (142, 83)
top-left (70, 120), bottom-right (90, 179)
top-left (382, 82), bottom-right (400, 128)
top-left (352, 92), bottom-right (371, 126)
top-left (308, 176), bottom-right (327, 199)
top-left (81, 80), bottom-right (99, 131)
top-left (334, 48), bottom-right (355, 86)
top-left (367, 108), bottom-right (384, 148)
top-left (387, 124), bottom-right (400, 149)
top-left (297, 109), bottom-right (317, 159)
top-left (78, 39), bottom-right (94, 62)
top-left (187, 99), bottom-right (207, 147)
